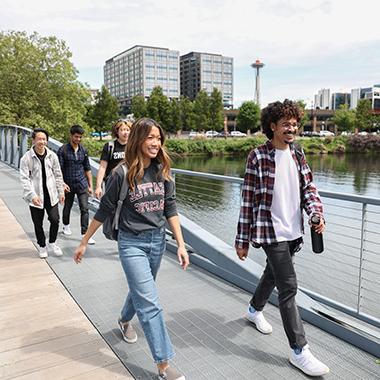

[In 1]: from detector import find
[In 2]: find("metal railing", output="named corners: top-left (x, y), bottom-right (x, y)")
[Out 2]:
top-left (1, 124), bottom-right (379, 330)
top-left (170, 169), bottom-right (380, 329)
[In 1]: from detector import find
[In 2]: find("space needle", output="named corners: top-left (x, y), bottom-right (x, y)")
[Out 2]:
top-left (251, 59), bottom-right (265, 107)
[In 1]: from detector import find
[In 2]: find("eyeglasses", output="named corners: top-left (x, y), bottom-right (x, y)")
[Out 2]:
top-left (279, 122), bottom-right (299, 129)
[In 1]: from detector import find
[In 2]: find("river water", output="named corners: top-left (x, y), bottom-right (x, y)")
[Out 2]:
top-left (172, 153), bottom-right (380, 319)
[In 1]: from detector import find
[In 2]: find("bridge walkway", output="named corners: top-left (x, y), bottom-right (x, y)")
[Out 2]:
top-left (0, 161), bottom-right (378, 379)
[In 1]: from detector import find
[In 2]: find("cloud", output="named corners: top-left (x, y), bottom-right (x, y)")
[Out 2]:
top-left (1, 0), bottom-right (379, 104)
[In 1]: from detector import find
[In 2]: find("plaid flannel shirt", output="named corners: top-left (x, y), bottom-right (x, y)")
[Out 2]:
top-left (57, 143), bottom-right (91, 192)
top-left (235, 140), bottom-right (323, 249)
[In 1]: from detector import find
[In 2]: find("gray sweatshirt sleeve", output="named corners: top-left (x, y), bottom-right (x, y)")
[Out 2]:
top-left (164, 179), bottom-right (178, 219)
top-left (94, 169), bottom-right (122, 222)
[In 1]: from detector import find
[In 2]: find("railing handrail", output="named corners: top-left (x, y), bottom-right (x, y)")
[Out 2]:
top-left (171, 168), bottom-right (380, 206)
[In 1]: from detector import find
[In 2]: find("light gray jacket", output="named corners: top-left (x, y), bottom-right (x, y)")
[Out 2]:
top-left (20, 147), bottom-right (64, 208)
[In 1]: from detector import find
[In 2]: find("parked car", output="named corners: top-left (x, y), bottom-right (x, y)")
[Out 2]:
top-left (205, 130), bottom-right (219, 138)
top-left (216, 131), bottom-right (230, 138)
top-left (230, 131), bottom-right (247, 137)
top-left (319, 130), bottom-right (335, 137)
top-left (300, 131), bottom-right (320, 137)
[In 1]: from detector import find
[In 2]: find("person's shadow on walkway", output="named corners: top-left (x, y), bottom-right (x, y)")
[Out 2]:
top-left (166, 308), bottom-right (290, 370)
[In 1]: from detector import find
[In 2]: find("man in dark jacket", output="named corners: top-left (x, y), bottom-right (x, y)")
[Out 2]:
top-left (58, 125), bottom-right (95, 244)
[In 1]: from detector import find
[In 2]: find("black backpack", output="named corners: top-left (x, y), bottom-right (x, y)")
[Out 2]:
top-left (102, 164), bottom-right (128, 240)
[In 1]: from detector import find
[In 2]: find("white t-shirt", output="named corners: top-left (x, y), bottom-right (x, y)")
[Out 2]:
top-left (271, 148), bottom-right (302, 242)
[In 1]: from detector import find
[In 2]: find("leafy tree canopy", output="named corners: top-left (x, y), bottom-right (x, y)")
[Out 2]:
top-left (0, 31), bottom-right (91, 140)
top-left (332, 104), bottom-right (356, 132)
top-left (356, 99), bottom-right (373, 131)
top-left (236, 101), bottom-right (260, 133)
top-left (86, 85), bottom-right (119, 139)
top-left (131, 95), bottom-right (148, 119)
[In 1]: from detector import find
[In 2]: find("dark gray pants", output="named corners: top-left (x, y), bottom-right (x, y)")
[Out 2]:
top-left (62, 189), bottom-right (89, 235)
top-left (250, 239), bottom-right (307, 350)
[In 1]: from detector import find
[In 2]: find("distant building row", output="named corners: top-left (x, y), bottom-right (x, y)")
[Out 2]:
top-left (314, 85), bottom-right (380, 110)
top-left (104, 45), bottom-right (233, 112)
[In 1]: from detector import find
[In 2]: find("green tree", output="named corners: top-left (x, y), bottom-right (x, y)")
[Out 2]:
top-left (296, 100), bottom-right (309, 128)
top-left (131, 95), bottom-right (147, 119)
top-left (0, 31), bottom-right (90, 141)
top-left (179, 96), bottom-right (195, 131)
top-left (209, 88), bottom-right (224, 131)
top-left (236, 101), bottom-right (260, 133)
top-left (168, 98), bottom-right (181, 134)
top-left (356, 99), bottom-right (373, 131)
top-left (332, 104), bottom-right (356, 132)
top-left (193, 90), bottom-right (211, 131)
top-left (146, 87), bottom-right (171, 130)
top-left (86, 85), bottom-right (119, 140)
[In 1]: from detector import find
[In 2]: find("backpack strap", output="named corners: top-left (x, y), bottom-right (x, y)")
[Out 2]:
top-left (108, 140), bottom-right (115, 160)
top-left (113, 164), bottom-right (128, 231)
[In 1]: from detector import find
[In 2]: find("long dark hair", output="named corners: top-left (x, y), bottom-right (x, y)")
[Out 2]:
top-left (124, 118), bottom-right (171, 191)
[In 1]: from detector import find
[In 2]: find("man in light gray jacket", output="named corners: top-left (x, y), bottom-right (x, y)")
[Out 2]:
top-left (20, 128), bottom-right (65, 258)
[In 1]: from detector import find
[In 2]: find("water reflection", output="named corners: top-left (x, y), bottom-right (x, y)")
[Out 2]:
top-left (173, 154), bottom-right (380, 197)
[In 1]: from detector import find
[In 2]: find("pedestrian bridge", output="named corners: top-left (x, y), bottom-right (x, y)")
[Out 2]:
top-left (1, 125), bottom-right (379, 379)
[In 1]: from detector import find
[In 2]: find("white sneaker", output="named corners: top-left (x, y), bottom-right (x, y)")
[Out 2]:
top-left (47, 242), bottom-right (63, 257)
top-left (289, 345), bottom-right (330, 376)
top-left (38, 245), bottom-right (48, 259)
top-left (87, 237), bottom-right (96, 245)
top-left (62, 225), bottom-right (72, 236)
top-left (245, 305), bottom-right (273, 334)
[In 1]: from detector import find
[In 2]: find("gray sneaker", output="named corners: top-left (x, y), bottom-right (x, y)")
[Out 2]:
top-left (158, 367), bottom-right (185, 380)
top-left (118, 318), bottom-right (137, 343)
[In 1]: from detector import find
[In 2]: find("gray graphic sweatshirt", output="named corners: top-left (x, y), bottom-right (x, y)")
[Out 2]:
top-left (94, 162), bottom-right (177, 233)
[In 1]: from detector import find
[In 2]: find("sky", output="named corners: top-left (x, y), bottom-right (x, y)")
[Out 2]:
top-left (1, 0), bottom-right (380, 108)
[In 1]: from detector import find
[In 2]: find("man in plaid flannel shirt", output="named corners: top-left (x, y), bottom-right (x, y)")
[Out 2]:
top-left (235, 100), bottom-right (329, 377)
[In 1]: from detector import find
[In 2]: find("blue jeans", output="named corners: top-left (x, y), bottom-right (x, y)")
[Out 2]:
top-left (118, 227), bottom-right (174, 363)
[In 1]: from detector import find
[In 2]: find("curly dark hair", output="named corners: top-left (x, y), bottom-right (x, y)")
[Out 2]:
top-left (261, 99), bottom-right (303, 139)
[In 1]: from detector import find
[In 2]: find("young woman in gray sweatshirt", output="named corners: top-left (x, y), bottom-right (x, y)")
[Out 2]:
top-left (74, 118), bottom-right (188, 380)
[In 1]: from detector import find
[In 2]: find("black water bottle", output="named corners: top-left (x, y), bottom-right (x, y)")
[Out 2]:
top-left (310, 215), bottom-right (324, 254)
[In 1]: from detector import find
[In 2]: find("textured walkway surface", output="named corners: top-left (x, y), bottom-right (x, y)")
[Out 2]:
top-left (0, 195), bottom-right (133, 379)
top-left (0, 161), bottom-right (379, 380)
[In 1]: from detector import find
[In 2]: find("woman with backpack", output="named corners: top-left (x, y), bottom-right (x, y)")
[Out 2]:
top-left (74, 118), bottom-right (189, 380)
top-left (94, 119), bottom-right (132, 199)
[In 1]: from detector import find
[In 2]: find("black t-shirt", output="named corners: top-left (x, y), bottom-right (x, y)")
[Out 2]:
top-left (34, 148), bottom-right (50, 206)
top-left (100, 140), bottom-right (127, 178)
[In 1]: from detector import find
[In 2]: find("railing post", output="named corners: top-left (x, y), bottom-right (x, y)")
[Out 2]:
top-left (356, 203), bottom-right (367, 314)
top-left (11, 127), bottom-right (19, 166)
top-left (19, 130), bottom-right (29, 168)
top-left (5, 127), bottom-right (11, 164)
top-left (0, 127), bottom-right (5, 161)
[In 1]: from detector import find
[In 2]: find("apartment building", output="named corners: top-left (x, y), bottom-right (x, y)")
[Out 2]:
top-left (180, 52), bottom-right (233, 108)
top-left (104, 45), bottom-right (180, 111)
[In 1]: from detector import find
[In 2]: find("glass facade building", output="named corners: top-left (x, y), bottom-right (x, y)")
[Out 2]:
top-left (180, 52), bottom-right (233, 108)
top-left (104, 45), bottom-right (180, 111)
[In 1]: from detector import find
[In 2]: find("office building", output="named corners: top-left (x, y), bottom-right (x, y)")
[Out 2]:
top-left (180, 52), bottom-right (233, 108)
top-left (350, 85), bottom-right (380, 110)
top-left (350, 88), bottom-right (361, 109)
top-left (314, 88), bottom-right (331, 109)
top-left (104, 45), bottom-right (180, 111)
top-left (331, 92), bottom-right (350, 110)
